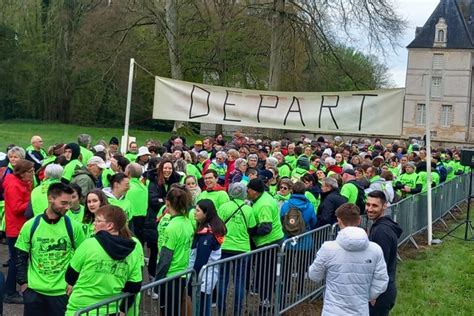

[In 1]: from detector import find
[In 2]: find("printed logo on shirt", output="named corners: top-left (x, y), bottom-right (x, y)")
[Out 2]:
top-left (93, 259), bottom-right (129, 277)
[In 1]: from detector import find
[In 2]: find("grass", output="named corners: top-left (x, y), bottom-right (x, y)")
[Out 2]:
top-left (0, 120), bottom-right (198, 151)
top-left (391, 215), bottom-right (474, 316)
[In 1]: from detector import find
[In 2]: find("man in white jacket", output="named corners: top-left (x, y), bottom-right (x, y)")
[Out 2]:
top-left (308, 203), bottom-right (389, 316)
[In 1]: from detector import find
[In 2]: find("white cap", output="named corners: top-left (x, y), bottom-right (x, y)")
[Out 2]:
top-left (87, 156), bottom-right (107, 169)
top-left (137, 146), bottom-right (151, 157)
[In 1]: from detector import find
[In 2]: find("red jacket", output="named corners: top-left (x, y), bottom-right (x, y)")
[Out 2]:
top-left (3, 174), bottom-right (32, 237)
top-left (224, 160), bottom-right (236, 191)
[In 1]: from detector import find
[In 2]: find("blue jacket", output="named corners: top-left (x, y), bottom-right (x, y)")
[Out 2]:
top-left (280, 194), bottom-right (317, 250)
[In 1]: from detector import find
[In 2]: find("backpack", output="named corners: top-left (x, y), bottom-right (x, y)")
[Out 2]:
top-left (30, 215), bottom-right (75, 250)
top-left (349, 180), bottom-right (366, 215)
top-left (436, 163), bottom-right (447, 183)
top-left (283, 205), bottom-right (306, 237)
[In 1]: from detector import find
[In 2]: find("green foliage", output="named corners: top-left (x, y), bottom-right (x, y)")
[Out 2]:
top-left (0, 0), bottom-right (393, 127)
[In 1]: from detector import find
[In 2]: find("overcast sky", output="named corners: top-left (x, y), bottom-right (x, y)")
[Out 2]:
top-left (387, 0), bottom-right (440, 87)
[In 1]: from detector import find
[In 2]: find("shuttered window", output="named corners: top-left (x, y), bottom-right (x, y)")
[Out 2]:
top-left (440, 104), bottom-right (453, 127)
top-left (416, 104), bottom-right (426, 125)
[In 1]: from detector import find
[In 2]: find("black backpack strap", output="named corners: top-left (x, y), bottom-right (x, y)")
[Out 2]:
top-left (64, 216), bottom-right (75, 250)
top-left (29, 215), bottom-right (42, 245)
top-left (224, 201), bottom-right (245, 224)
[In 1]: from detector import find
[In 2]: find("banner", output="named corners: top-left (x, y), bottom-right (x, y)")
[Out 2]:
top-left (153, 76), bottom-right (405, 136)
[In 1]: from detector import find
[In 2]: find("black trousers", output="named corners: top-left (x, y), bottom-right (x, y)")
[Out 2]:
top-left (369, 283), bottom-right (397, 316)
top-left (23, 288), bottom-right (67, 316)
top-left (131, 216), bottom-right (146, 245)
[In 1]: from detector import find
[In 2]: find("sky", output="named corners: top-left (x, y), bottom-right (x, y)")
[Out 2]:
top-left (387, 0), bottom-right (440, 87)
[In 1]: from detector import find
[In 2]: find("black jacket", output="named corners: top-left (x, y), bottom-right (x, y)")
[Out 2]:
top-left (316, 189), bottom-right (347, 227)
top-left (369, 216), bottom-right (402, 285)
top-left (144, 171), bottom-right (181, 244)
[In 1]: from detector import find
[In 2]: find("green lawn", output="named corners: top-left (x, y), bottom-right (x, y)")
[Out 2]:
top-left (392, 219), bottom-right (474, 316)
top-left (0, 120), bottom-right (198, 151)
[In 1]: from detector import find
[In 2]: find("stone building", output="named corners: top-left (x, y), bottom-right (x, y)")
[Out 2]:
top-left (403, 0), bottom-right (474, 144)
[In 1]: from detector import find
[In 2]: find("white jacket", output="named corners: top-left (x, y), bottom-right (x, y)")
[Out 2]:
top-left (308, 226), bottom-right (388, 316)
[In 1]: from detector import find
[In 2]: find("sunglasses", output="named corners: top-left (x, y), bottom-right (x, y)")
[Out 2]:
top-left (280, 186), bottom-right (289, 190)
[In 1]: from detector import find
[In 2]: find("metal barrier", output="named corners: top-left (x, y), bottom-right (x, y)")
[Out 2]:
top-left (75, 174), bottom-right (471, 315)
top-left (196, 244), bottom-right (280, 316)
top-left (74, 269), bottom-right (196, 316)
top-left (278, 225), bottom-right (331, 314)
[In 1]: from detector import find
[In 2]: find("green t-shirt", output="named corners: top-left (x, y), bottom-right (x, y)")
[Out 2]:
top-left (304, 191), bottom-right (320, 215)
top-left (31, 178), bottom-right (61, 216)
top-left (63, 159), bottom-right (83, 182)
top-left (417, 171), bottom-right (440, 192)
top-left (67, 205), bottom-right (85, 223)
top-left (388, 166), bottom-right (400, 179)
top-left (291, 167), bottom-right (308, 182)
top-left (80, 146), bottom-right (93, 165)
top-left (218, 199), bottom-right (256, 252)
top-left (125, 152), bottom-right (137, 163)
top-left (126, 178), bottom-right (148, 217)
top-left (446, 160), bottom-right (456, 181)
top-left (82, 222), bottom-right (95, 238)
top-left (42, 156), bottom-right (56, 167)
top-left (107, 196), bottom-right (132, 220)
top-left (157, 205), bottom-right (171, 253)
top-left (101, 168), bottom-right (115, 188)
top-left (284, 155), bottom-right (297, 170)
top-left (160, 215), bottom-right (194, 277)
top-left (186, 163), bottom-right (202, 180)
top-left (251, 192), bottom-right (284, 247)
top-left (197, 190), bottom-right (230, 210)
top-left (66, 236), bottom-right (143, 315)
top-left (341, 182), bottom-right (359, 204)
top-left (398, 172), bottom-right (419, 190)
top-left (277, 164), bottom-right (291, 178)
top-left (15, 216), bottom-right (85, 296)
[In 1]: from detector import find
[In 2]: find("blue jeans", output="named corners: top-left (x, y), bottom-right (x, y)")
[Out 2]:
top-left (0, 271), bottom-right (5, 315)
top-left (217, 252), bottom-right (247, 315)
top-left (6, 237), bottom-right (17, 296)
top-left (199, 292), bottom-right (211, 316)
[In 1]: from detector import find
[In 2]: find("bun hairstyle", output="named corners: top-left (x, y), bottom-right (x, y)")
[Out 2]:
top-left (166, 183), bottom-right (192, 216)
top-left (95, 205), bottom-right (132, 239)
top-left (108, 172), bottom-right (128, 189)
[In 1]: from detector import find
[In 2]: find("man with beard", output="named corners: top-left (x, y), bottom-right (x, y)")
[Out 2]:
top-left (15, 183), bottom-right (85, 316)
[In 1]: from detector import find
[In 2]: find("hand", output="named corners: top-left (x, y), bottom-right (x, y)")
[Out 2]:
top-left (66, 284), bottom-right (73, 296)
top-left (20, 283), bottom-right (28, 293)
top-left (370, 299), bottom-right (376, 306)
top-left (403, 185), bottom-right (410, 192)
top-left (119, 312), bottom-right (126, 316)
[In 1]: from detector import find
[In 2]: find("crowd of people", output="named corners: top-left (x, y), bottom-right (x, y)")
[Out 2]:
top-left (0, 131), bottom-right (469, 315)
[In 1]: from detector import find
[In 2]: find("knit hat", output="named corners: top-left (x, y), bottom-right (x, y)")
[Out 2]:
top-left (259, 169), bottom-right (274, 182)
top-left (109, 137), bottom-right (119, 146)
top-left (297, 156), bottom-right (310, 170)
top-left (65, 143), bottom-right (81, 160)
top-left (247, 178), bottom-right (265, 193)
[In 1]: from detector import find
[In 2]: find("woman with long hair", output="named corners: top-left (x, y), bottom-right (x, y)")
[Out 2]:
top-left (82, 189), bottom-right (109, 237)
top-left (144, 159), bottom-right (181, 282)
top-left (190, 199), bottom-right (226, 316)
top-left (155, 185), bottom-right (194, 316)
top-left (3, 159), bottom-right (34, 303)
top-left (65, 205), bottom-right (143, 315)
top-left (103, 173), bottom-right (131, 220)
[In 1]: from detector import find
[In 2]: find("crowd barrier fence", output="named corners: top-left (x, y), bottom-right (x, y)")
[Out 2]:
top-left (76, 173), bottom-right (470, 315)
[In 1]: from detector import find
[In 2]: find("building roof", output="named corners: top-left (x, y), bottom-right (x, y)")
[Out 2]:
top-left (407, 0), bottom-right (474, 49)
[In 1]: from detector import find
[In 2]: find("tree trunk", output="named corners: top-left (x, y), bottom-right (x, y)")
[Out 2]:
top-left (268, 0), bottom-right (285, 91)
top-left (164, 0), bottom-right (185, 132)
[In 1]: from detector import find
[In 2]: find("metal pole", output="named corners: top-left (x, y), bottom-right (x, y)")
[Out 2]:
top-left (122, 58), bottom-right (135, 154)
top-left (424, 73), bottom-right (433, 245)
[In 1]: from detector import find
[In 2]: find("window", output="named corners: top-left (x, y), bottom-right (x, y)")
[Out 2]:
top-left (416, 104), bottom-right (426, 125)
top-left (440, 105), bottom-right (453, 127)
top-left (432, 54), bottom-right (444, 69)
top-left (437, 30), bottom-right (445, 42)
top-left (431, 76), bottom-right (442, 98)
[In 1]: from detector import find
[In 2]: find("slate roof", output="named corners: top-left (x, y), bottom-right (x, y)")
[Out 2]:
top-left (407, 0), bottom-right (474, 49)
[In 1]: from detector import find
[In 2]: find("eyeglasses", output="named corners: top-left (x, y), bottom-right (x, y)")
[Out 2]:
top-left (280, 186), bottom-right (289, 190)
top-left (93, 219), bottom-right (109, 225)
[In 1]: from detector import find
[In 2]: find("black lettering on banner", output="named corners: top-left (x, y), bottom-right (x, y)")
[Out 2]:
top-left (223, 90), bottom-right (242, 122)
top-left (257, 95), bottom-right (279, 123)
top-left (353, 93), bottom-right (378, 131)
top-left (318, 95), bottom-right (340, 129)
top-left (189, 85), bottom-right (211, 119)
top-left (284, 97), bottom-right (305, 126)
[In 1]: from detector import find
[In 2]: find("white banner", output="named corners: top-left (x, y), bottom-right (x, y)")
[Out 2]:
top-left (153, 76), bottom-right (405, 136)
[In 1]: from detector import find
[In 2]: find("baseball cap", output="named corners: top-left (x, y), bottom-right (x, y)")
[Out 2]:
top-left (87, 156), bottom-right (107, 169)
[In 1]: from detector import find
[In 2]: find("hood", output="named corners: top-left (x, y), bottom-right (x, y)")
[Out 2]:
top-left (288, 194), bottom-right (311, 208)
top-left (336, 226), bottom-right (369, 251)
top-left (95, 230), bottom-right (136, 260)
top-left (373, 216), bottom-right (403, 238)
top-left (102, 187), bottom-right (123, 200)
top-left (65, 143), bottom-right (81, 161)
top-left (347, 179), bottom-right (365, 191)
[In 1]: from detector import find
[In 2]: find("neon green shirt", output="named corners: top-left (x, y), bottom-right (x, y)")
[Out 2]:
top-left (341, 182), bottom-right (359, 204)
top-left (126, 178), bottom-right (148, 217)
top-left (31, 178), bottom-right (61, 216)
top-left (125, 152), bottom-right (137, 163)
top-left (66, 236), bottom-right (143, 315)
top-left (186, 163), bottom-right (202, 180)
top-left (101, 168), bottom-right (115, 188)
top-left (388, 166), bottom-right (400, 179)
top-left (63, 160), bottom-right (83, 182)
top-left (160, 215), bottom-right (194, 277)
top-left (197, 190), bottom-right (230, 210)
top-left (304, 191), bottom-right (320, 215)
top-left (284, 155), bottom-right (297, 170)
top-left (15, 216), bottom-right (85, 296)
top-left (251, 192), bottom-right (284, 247)
top-left (277, 164), bottom-right (291, 178)
top-left (67, 205), bottom-right (85, 223)
top-left (105, 192), bottom-right (132, 220)
top-left (82, 223), bottom-right (95, 238)
top-left (80, 146), bottom-right (93, 165)
top-left (218, 199), bottom-right (256, 252)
